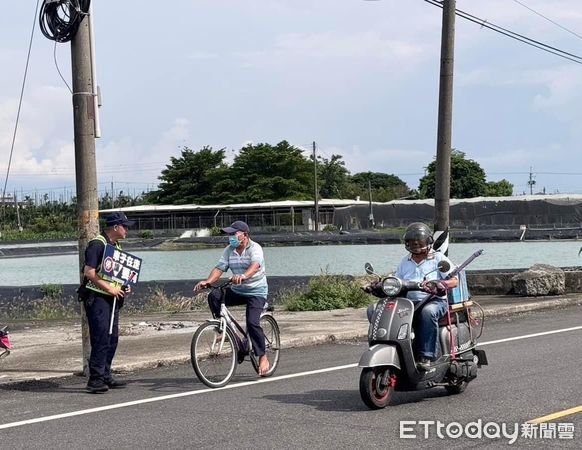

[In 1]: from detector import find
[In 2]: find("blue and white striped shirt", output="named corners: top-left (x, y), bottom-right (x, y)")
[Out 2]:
top-left (216, 240), bottom-right (268, 298)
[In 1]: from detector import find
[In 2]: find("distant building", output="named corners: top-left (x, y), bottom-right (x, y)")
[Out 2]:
top-left (100, 199), bottom-right (374, 234)
top-left (101, 194), bottom-right (582, 234)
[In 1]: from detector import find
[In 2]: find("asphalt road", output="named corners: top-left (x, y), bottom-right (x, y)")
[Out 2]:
top-left (0, 306), bottom-right (581, 449)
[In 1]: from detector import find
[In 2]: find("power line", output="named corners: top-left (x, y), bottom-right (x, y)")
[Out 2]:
top-left (509, 0), bottom-right (582, 41)
top-left (1, 0), bottom-right (41, 217)
top-left (424, 0), bottom-right (582, 65)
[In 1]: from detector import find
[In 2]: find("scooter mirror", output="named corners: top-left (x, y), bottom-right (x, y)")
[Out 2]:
top-left (364, 262), bottom-right (375, 275)
top-left (438, 261), bottom-right (451, 272)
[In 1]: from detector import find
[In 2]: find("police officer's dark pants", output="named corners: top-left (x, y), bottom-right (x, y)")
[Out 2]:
top-left (85, 294), bottom-right (120, 384)
top-left (208, 288), bottom-right (266, 356)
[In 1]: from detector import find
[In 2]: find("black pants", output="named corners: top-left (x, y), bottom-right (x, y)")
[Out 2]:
top-left (208, 288), bottom-right (267, 357)
top-left (85, 293), bottom-right (120, 383)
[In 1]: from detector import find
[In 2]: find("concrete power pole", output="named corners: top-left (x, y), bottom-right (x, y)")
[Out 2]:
top-left (313, 141), bottom-right (319, 232)
top-left (71, 12), bottom-right (99, 375)
top-left (527, 167), bottom-right (536, 195)
top-left (434, 0), bottom-right (456, 255)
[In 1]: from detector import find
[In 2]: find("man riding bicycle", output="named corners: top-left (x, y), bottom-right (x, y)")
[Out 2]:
top-left (194, 221), bottom-right (270, 376)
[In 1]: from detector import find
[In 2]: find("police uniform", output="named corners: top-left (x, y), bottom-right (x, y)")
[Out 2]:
top-left (81, 232), bottom-right (125, 391)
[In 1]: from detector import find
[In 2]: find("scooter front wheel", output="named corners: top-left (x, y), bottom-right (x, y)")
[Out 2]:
top-left (359, 367), bottom-right (396, 410)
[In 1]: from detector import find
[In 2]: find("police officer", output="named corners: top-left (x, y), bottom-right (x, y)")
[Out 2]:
top-left (80, 212), bottom-right (134, 393)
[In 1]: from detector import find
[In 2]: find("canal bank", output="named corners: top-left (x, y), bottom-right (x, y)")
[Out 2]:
top-left (3, 269), bottom-right (582, 321)
top-left (2, 226), bottom-right (582, 258)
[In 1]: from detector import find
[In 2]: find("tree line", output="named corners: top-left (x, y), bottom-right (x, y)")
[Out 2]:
top-left (144, 141), bottom-right (512, 204)
top-left (0, 141), bottom-right (512, 237)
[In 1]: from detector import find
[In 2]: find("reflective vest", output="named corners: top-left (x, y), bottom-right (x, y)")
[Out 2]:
top-left (85, 234), bottom-right (123, 296)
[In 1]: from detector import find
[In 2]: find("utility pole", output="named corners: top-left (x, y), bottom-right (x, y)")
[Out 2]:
top-left (71, 9), bottom-right (99, 376)
top-left (527, 166), bottom-right (536, 195)
top-left (14, 190), bottom-right (22, 231)
top-left (434, 0), bottom-right (456, 255)
top-left (313, 141), bottom-right (319, 232)
top-left (368, 175), bottom-right (375, 228)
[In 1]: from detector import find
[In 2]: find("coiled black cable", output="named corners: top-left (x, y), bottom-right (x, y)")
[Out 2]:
top-left (39, 0), bottom-right (91, 43)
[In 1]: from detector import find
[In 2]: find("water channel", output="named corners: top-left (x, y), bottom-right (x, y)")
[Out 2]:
top-left (1, 241), bottom-right (581, 286)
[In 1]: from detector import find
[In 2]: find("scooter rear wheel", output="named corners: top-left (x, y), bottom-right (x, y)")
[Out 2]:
top-left (359, 367), bottom-right (396, 410)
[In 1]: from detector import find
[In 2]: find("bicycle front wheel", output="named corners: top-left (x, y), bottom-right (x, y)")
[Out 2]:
top-left (191, 321), bottom-right (238, 388)
top-left (251, 314), bottom-right (281, 377)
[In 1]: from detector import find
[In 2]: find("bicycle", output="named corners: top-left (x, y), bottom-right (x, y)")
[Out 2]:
top-left (190, 281), bottom-right (281, 388)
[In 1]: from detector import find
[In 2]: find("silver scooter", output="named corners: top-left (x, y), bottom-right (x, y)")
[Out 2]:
top-left (359, 251), bottom-right (488, 409)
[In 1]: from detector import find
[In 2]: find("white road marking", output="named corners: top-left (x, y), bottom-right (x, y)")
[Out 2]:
top-left (479, 325), bottom-right (582, 346)
top-left (0, 364), bottom-right (357, 430)
top-left (0, 325), bottom-right (580, 430)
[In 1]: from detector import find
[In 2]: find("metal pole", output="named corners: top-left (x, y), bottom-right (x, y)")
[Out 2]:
top-left (71, 13), bottom-right (99, 376)
top-left (368, 177), bottom-right (374, 228)
top-left (313, 141), bottom-right (319, 231)
top-left (87, 4), bottom-right (101, 138)
top-left (434, 0), bottom-right (456, 255)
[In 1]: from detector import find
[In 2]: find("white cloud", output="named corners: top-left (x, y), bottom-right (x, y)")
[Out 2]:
top-left (237, 30), bottom-right (428, 75)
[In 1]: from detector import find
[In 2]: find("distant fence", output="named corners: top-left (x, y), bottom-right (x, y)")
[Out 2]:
top-left (334, 197), bottom-right (582, 230)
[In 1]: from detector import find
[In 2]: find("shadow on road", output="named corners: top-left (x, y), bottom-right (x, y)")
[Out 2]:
top-left (263, 389), bottom-right (366, 412)
top-left (0, 379), bottom-right (85, 394)
top-left (263, 387), bottom-right (451, 411)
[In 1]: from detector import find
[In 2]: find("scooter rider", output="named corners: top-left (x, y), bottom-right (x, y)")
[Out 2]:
top-left (367, 222), bottom-right (458, 370)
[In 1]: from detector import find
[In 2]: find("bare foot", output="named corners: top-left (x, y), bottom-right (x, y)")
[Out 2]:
top-left (258, 355), bottom-right (270, 376)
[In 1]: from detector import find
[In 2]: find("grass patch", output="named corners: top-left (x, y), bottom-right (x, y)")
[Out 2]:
top-left (40, 283), bottom-right (64, 300)
top-left (282, 272), bottom-right (371, 311)
top-left (2, 296), bottom-right (79, 321)
top-left (124, 286), bottom-right (208, 314)
top-left (30, 297), bottom-right (79, 320)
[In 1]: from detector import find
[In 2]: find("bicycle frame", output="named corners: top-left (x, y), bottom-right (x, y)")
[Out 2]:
top-left (191, 282), bottom-right (281, 387)
top-left (213, 303), bottom-right (249, 354)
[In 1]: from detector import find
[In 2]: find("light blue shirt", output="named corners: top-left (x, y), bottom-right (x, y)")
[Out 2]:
top-left (216, 240), bottom-right (268, 298)
top-left (395, 251), bottom-right (455, 302)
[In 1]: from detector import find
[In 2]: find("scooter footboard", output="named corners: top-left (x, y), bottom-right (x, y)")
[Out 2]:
top-left (358, 345), bottom-right (401, 370)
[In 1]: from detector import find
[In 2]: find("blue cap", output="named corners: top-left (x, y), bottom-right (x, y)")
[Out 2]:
top-left (105, 212), bottom-right (135, 227)
top-left (221, 220), bottom-right (249, 234)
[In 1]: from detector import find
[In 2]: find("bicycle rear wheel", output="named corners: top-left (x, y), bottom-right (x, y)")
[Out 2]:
top-left (251, 314), bottom-right (281, 377)
top-left (191, 321), bottom-right (238, 388)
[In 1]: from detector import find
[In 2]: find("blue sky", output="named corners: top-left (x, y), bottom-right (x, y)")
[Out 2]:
top-left (1, 0), bottom-right (582, 201)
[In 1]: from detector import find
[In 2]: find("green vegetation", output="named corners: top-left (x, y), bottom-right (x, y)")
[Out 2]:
top-left (210, 226), bottom-right (222, 236)
top-left (143, 141), bottom-right (413, 206)
top-left (40, 283), bottom-right (64, 300)
top-left (123, 286), bottom-right (208, 314)
top-left (138, 230), bottom-right (155, 239)
top-left (419, 149), bottom-right (513, 199)
top-left (0, 190), bottom-right (145, 240)
top-left (282, 273), bottom-right (370, 311)
top-left (29, 297), bottom-right (78, 320)
top-left (0, 142), bottom-right (514, 239)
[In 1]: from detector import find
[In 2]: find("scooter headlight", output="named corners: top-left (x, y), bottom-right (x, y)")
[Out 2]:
top-left (381, 276), bottom-right (402, 297)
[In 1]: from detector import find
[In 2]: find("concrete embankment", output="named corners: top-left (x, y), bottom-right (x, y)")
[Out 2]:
top-left (3, 270), bottom-right (582, 316)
